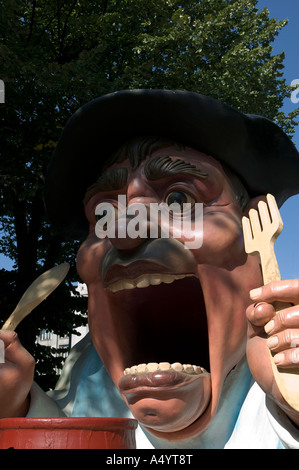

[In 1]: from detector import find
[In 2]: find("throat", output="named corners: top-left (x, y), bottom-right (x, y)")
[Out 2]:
top-left (109, 276), bottom-right (210, 373)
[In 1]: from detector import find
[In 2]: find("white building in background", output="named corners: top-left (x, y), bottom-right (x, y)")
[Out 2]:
top-left (37, 283), bottom-right (89, 372)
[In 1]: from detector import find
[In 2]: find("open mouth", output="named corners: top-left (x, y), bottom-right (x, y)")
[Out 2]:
top-left (107, 272), bottom-right (194, 292)
top-left (104, 273), bottom-right (210, 392)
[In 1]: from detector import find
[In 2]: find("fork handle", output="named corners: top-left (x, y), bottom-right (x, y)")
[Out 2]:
top-left (259, 242), bottom-right (281, 286)
top-left (259, 244), bottom-right (299, 411)
top-left (260, 245), bottom-right (293, 312)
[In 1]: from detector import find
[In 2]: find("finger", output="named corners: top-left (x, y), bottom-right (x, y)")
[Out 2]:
top-left (271, 347), bottom-right (299, 369)
top-left (266, 328), bottom-right (299, 354)
top-left (250, 279), bottom-right (299, 304)
top-left (246, 302), bottom-right (276, 327)
top-left (264, 305), bottom-right (299, 335)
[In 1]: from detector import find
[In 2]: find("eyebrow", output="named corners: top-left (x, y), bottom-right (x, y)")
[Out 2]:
top-left (83, 155), bottom-right (208, 205)
top-left (144, 155), bottom-right (208, 181)
top-left (83, 167), bottom-right (128, 205)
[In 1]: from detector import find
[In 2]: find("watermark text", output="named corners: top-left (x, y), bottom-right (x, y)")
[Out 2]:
top-left (95, 195), bottom-right (203, 249)
top-left (291, 79), bottom-right (299, 104)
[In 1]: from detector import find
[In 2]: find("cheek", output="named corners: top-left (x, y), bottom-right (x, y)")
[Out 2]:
top-left (76, 235), bottom-right (106, 285)
top-left (195, 211), bottom-right (245, 266)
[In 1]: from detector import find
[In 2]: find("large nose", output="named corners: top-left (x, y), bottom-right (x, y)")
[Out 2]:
top-left (109, 176), bottom-right (155, 251)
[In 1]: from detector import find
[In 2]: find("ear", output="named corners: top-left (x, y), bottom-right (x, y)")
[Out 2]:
top-left (243, 195), bottom-right (267, 216)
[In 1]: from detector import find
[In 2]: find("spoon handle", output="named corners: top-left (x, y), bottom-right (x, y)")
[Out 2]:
top-left (1, 263), bottom-right (70, 331)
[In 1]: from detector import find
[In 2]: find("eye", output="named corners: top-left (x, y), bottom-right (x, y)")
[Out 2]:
top-left (165, 191), bottom-right (196, 211)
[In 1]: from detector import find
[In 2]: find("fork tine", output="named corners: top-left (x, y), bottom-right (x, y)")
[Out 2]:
top-left (258, 200), bottom-right (271, 230)
top-left (242, 216), bottom-right (254, 253)
top-left (266, 193), bottom-right (283, 236)
top-left (248, 208), bottom-right (261, 237)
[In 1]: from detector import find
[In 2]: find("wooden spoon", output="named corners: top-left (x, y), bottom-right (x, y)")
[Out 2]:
top-left (1, 263), bottom-right (70, 331)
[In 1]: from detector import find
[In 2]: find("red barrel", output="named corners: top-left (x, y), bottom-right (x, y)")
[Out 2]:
top-left (0, 417), bottom-right (137, 449)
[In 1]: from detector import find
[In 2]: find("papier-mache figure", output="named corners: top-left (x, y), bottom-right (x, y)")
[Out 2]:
top-left (2, 89), bottom-right (299, 448)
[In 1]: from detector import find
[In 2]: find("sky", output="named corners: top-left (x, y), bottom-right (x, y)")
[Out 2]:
top-left (257, 0), bottom-right (299, 280)
top-left (1, 0), bottom-right (299, 281)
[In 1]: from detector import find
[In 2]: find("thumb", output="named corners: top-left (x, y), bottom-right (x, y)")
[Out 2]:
top-left (0, 330), bottom-right (35, 368)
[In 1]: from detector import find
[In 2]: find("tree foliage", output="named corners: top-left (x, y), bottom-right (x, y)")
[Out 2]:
top-left (0, 0), bottom-right (297, 389)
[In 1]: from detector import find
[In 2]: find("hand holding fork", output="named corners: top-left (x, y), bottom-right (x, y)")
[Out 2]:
top-left (242, 194), bottom-right (299, 412)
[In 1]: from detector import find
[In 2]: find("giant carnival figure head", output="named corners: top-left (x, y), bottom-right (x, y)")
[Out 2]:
top-left (44, 90), bottom-right (299, 442)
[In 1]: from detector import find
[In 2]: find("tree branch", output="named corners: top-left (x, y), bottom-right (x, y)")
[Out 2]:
top-left (10, 188), bottom-right (33, 288)
top-left (36, 10), bottom-right (60, 43)
top-left (27, 0), bottom-right (37, 43)
top-left (59, 0), bottom-right (78, 63)
top-left (43, 233), bottom-right (64, 271)
top-left (102, 0), bottom-right (109, 15)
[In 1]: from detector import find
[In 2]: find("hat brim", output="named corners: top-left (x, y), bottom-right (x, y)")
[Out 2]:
top-left (44, 89), bottom-right (299, 239)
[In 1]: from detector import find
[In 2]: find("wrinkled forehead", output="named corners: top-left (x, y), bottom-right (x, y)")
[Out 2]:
top-left (114, 146), bottom-right (224, 170)
top-left (83, 141), bottom-right (236, 208)
top-left (103, 137), bottom-right (225, 175)
top-left (102, 143), bottom-right (229, 192)
top-left (104, 139), bottom-right (227, 185)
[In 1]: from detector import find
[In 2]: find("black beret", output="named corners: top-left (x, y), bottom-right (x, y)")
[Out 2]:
top-left (44, 89), bottom-right (299, 238)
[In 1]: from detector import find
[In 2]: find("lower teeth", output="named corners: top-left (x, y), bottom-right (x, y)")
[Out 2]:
top-left (123, 362), bottom-right (206, 376)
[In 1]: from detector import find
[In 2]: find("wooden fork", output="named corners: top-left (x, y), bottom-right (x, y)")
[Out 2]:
top-left (242, 193), bottom-right (299, 412)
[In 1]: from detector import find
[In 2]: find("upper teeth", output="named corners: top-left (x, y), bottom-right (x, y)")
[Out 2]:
top-left (123, 362), bottom-right (207, 376)
top-left (108, 273), bottom-right (193, 292)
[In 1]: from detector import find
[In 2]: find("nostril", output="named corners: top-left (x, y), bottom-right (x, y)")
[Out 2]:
top-left (109, 215), bottom-right (149, 251)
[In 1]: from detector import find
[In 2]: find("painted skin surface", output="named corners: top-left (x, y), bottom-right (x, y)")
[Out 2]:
top-left (76, 145), bottom-right (298, 442)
